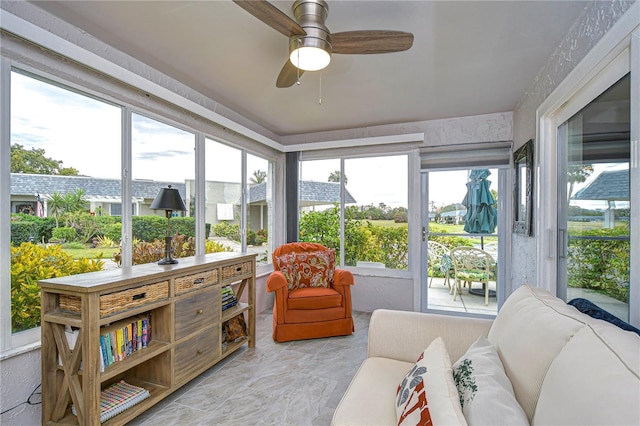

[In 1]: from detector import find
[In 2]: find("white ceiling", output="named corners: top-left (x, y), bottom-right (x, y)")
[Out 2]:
top-left (31, 0), bottom-right (588, 140)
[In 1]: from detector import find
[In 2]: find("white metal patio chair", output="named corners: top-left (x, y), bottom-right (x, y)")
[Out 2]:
top-left (427, 240), bottom-right (452, 290)
top-left (450, 246), bottom-right (494, 305)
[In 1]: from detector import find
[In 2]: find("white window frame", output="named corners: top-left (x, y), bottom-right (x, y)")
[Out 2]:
top-left (0, 65), bottom-right (279, 355)
top-left (536, 12), bottom-right (639, 326)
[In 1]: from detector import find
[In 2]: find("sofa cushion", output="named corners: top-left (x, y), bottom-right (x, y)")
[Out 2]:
top-left (487, 285), bottom-right (588, 421)
top-left (332, 357), bottom-right (413, 426)
top-left (287, 287), bottom-right (342, 310)
top-left (396, 337), bottom-right (466, 426)
top-left (533, 323), bottom-right (640, 425)
top-left (453, 336), bottom-right (528, 426)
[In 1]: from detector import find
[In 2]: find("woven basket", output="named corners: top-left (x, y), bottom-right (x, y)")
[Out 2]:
top-left (221, 261), bottom-right (253, 280)
top-left (59, 281), bottom-right (169, 317)
top-left (175, 270), bottom-right (218, 294)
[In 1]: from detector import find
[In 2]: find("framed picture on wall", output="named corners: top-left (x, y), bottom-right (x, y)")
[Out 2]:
top-left (513, 139), bottom-right (533, 236)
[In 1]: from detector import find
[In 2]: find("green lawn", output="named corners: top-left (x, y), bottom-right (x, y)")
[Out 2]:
top-left (64, 247), bottom-right (119, 260)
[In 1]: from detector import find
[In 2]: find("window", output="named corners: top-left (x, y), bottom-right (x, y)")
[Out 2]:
top-left (298, 155), bottom-right (409, 270)
top-left (8, 70), bottom-right (121, 339)
top-left (2, 68), bottom-right (276, 352)
top-left (247, 153), bottom-right (272, 265)
top-left (205, 139), bottom-right (242, 253)
top-left (131, 113), bottom-right (195, 266)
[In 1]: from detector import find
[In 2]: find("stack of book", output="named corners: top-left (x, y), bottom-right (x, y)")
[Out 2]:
top-left (221, 285), bottom-right (237, 311)
top-left (72, 380), bottom-right (150, 423)
top-left (99, 314), bottom-right (151, 372)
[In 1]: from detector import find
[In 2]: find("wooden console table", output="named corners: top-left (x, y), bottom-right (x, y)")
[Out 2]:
top-left (39, 252), bottom-right (256, 425)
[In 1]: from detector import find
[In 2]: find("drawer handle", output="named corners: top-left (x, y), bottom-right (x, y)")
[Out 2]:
top-left (193, 277), bottom-right (204, 285)
top-left (197, 309), bottom-right (203, 315)
top-left (236, 266), bottom-right (242, 272)
top-left (132, 292), bottom-right (146, 301)
top-left (196, 349), bottom-right (203, 355)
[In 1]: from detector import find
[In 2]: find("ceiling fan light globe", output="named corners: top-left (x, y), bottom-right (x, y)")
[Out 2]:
top-left (290, 46), bottom-right (331, 71)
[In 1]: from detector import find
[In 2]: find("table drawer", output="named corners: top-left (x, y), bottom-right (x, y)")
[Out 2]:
top-left (175, 269), bottom-right (218, 295)
top-left (221, 261), bottom-right (253, 281)
top-left (174, 286), bottom-right (220, 340)
top-left (174, 327), bottom-right (220, 384)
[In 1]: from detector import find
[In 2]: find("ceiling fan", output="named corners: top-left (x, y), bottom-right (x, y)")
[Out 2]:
top-left (233, 0), bottom-right (414, 88)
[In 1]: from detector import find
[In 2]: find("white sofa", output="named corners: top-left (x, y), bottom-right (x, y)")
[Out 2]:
top-left (332, 285), bottom-right (640, 425)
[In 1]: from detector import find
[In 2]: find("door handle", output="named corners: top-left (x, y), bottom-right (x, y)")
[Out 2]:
top-left (422, 227), bottom-right (426, 242)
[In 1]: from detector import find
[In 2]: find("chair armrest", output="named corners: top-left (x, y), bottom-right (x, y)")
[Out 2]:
top-left (333, 269), bottom-right (354, 286)
top-left (368, 309), bottom-right (493, 363)
top-left (266, 271), bottom-right (288, 293)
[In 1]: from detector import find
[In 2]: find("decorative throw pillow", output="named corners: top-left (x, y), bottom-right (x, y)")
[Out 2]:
top-left (274, 253), bottom-right (298, 289)
top-left (452, 336), bottom-right (528, 425)
top-left (396, 337), bottom-right (466, 426)
top-left (292, 249), bottom-right (335, 288)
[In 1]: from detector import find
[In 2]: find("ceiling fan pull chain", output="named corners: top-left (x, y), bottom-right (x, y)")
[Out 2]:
top-left (318, 73), bottom-right (323, 105)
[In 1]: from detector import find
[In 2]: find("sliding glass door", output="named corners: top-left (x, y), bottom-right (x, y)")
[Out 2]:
top-left (556, 74), bottom-right (633, 321)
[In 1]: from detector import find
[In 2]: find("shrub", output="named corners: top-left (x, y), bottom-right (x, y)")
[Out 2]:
top-left (10, 243), bottom-right (103, 332)
top-left (10, 220), bottom-right (40, 245)
top-left (10, 214), bottom-right (56, 243)
top-left (567, 227), bottom-right (629, 302)
top-left (101, 222), bottom-right (122, 242)
top-left (116, 233), bottom-right (231, 265)
top-left (131, 216), bottom-right (197, 242)
top-left (52, 227), bottom-right (77, 242)
top-left (95, 235), bottom-right (117, 248)
top-left (211, 222), bottom-right (240, 241)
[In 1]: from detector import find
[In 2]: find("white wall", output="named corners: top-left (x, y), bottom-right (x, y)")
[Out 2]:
top-left (510, 0), bottom-right (634, 291)
top-left (0, 349), bottom-right (41, 425)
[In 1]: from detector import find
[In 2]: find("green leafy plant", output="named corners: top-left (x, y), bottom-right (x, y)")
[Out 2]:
top-left (95, 235), bottom-right (117, 248)
top-left (115, 233), bottom-right (231, 265)
top-left (567, 227), bottom-right (629, 302)
top-left (52, 226), bottom-right (77, 243)
top-left (10, 243), bottom-right (103, 332)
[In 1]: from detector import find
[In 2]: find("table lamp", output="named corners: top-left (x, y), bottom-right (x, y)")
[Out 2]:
top-left (150, 185), bottom-right (187, 265)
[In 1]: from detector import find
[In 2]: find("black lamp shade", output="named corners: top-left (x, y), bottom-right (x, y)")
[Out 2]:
top-left (150, 186), bottom-right (186, 212)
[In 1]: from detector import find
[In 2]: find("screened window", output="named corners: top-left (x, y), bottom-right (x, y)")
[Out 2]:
top-left (9, 70), bottom-right (121, 335)
top-left (298, 155), bottom-right (409, 270)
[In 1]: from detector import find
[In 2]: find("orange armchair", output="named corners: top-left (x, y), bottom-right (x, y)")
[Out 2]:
top-left (267, 242), bottom-right (355, 342)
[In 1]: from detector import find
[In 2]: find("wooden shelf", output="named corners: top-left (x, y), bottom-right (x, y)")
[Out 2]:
top-left (39, 253), bottom-right (256, 426)
top-left (222, 302), bottom-right (250, 322)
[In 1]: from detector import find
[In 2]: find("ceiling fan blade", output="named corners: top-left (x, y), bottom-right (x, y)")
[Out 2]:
top-left (331, 30), bottom-right (414, 54)
top-left (276, 60), bottom-right (304, 88)
top-left (233, 0), bottom-right (306, 37)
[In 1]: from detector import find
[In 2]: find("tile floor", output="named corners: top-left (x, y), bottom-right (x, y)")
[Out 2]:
top-left (129, 311), bottom-right (372, 426)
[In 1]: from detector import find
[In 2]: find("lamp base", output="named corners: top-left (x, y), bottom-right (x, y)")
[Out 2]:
top-left (158, 258), bottom-right (178, 265)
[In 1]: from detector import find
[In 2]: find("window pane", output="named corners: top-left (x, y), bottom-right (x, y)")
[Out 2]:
top-left (247, 154), bottom-right (272, 264)
top-left (131, 113), bottom-right (194, 265)
top-left (298, 159), bottom-right (341, 259)
top-left (558, 74), bottom-right (630, 321)
top-left (205, 138), bottom-right (241, 254)
top-left (427, 168), bottom-right (499, 315)
top-left (9, 71), bottom-right (121, 333)
top-left (344, 156), bottom-right (408, 269)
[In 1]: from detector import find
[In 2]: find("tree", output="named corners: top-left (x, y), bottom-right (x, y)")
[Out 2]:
top-left (567, 164), bottom-right (594, 202)
top-left (249, 170), bottom-right (266, 184)
top-left (10, 144), bottom-right (79, 175)
top-left (328, 170), bottom-right (347, 185)
top-left (47, 189), bottom-right (89, 228)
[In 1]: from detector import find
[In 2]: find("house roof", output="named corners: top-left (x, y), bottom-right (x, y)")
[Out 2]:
top-left (11, 173), bottom-right (355, 206)
top-left (572, 170), bottom-right (629, 201)
top-left (249, 181), bottom-right (356, 205)
top-left (10, 173), bottom-right (186, 200)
